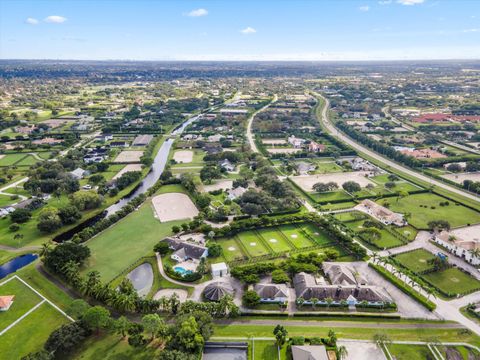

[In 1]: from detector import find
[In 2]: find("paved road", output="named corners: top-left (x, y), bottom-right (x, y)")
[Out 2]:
top-left (0, 177), bottom-right (29, 200)
top-left (246, 94), bottom-right (278, 153)
top-left (155, 253), bottom-right (195, 288)
top-left (315, 93), bottom-right (480, 204)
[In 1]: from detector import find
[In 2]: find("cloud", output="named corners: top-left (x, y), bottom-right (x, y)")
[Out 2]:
top-left (397, 0), bottom-right (425, 5)
top-left (240, 27), bottom-right (257, 34)
top-left (463, 28), bottom-right (479, 33)
top-left (25, 17), bottom-right (39, 25)
top-left (44, 15), bottom-right (67, 23)
top-left (185, 8), bottom-right (208, 17)
top-left (359, 5), bottom-right (370, 11)
top-left (378, 0), bottom-right (392, 4)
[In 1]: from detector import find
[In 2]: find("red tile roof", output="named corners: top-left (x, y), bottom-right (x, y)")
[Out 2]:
top-left (0, 295), bottom-right (15, 308)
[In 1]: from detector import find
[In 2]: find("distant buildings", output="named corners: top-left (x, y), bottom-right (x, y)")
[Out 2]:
top-left (132, 134), bottom-right (154, 146)
top-left (288, 135), bottom-right (305, 148)
top-left (69, 168), bottom-right (89, 180)
top-left (308, 141), bottom-right (326, 153)
top-left (433, 230), bottom-right (480, 266)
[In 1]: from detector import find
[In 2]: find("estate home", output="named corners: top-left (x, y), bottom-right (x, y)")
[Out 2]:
top-left (356, 199), bottom-right (406, 227)
top-left (433, 230), bottom-right (480, 266)
top-left (292, 345), bottom-right (329, 360)
top-left (293, 263), bottom-right (393, 308)
top-left (165, 238), bottom-right (208, 262)
top-left (253, 283), bottom-right (289, 304)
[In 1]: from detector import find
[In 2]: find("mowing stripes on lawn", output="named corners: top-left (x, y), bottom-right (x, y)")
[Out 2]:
top-left (256, 228), bottom-right (293, 253)
top-left (393, 249), bottom-right (436, 274)
top-left (236, 231), bottom-right (270, 257)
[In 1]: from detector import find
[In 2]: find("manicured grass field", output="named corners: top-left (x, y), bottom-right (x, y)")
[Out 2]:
top-left (257, 228), bottom-right (292, 253)
top-left (393, 249), bottom-right (436, 273)
top-left (387, 344), bottom-right (432, 360)
top-left (0, 277), bottom-right (42, 330)
top-left (423, 267), bottom-right (480, 296)
top-left (0, 302), bottom-right (69, 359)
top-left (279, 224), bottom-right (315, 249)
top-left (82, 202), bottom-right (183, 282)
top-left (0, 194), bottom-right (17, 207)
top-left (311, 161), bottom-right (344, 173)
top-left (217, 238), bottom-right (246, 262)
top-left (236, 231), bottom-right (270, 257)
top-left (0, 153), bottom-right (28, 166)
top-left (298, 223), bottom-right (332, 246)
top-left (311, 190), bottom-right (352, 203)
top-left (345, 220), bottom-right (404, 249)
top-left (15, 155), bottom-right (41, 167)
top-left (378, 193), bottom-right (480, 229)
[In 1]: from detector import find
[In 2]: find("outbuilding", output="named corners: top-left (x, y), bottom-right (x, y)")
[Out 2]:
top-left (211, 262), bottom-right (229, 278)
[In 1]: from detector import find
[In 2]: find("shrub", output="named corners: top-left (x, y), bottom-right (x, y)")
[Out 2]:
top-left (10, 208), bottom-right (31, 224)
top-left (291, 336), bottom-right (305, 345)
top-left (9, 223), bottom-right (20, 232)
top-left (242, 290), bottom-right (260, 308)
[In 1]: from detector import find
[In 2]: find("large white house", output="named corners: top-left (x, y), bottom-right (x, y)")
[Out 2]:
top-left (432, 230), bottom-right (480, 266)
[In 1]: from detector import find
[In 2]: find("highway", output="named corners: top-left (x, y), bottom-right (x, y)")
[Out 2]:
top-left (315, 92), bottom-right (480, 204)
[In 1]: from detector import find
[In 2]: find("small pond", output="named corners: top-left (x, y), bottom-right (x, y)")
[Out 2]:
top-left (0, 253), bottom-right (38, 279)
top-left (126, 262), bottom-right (153, 297)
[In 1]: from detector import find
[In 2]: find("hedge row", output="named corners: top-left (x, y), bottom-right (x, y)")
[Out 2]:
top-left (368, 263), bottom-right (436, 311)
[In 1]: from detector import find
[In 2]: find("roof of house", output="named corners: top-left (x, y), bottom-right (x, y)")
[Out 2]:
top-left (211, 262), bottom-right (228, 272)
top-left (70, 168), bottom-right (86, 178)
top-left (0, 295), bottom-right (15, 308)
top-left (322, 263), bottom-right (358, 286)
top-left (132, 134), bottom-right (154, 146)
top-left (203, 282), bottom-right (234, 301)
top-left (293, 272), bottom-right (391, 303)
top-left (291, 345), bottom-right (329, 360)
top-left (254, 283), bottom-right (289, 299)
top-left (166, 238), bottom-right (208, 260)
top-left (228, 186), bottom-right (247, 198)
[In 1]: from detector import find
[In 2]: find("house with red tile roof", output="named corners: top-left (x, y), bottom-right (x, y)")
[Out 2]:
top-left (0, 295), bottom-right (15, 311)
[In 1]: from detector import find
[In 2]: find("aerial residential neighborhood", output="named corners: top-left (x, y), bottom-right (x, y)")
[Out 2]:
top-left (1, 0), bottom-right (480, 359)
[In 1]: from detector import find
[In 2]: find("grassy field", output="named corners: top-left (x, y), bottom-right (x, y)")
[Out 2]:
top-left (82, 202), bottom-right (183, 282)
top-left (212, 323), bottom-right (480, 346)
top-left (378, 193), bottom-right (480, 229)
top-left (0, 276), bottom-right (70, 358)
top-left (214, 223), bottom-right (339, 263)
top-left (393, 249), bottom-right (436, 273)
top-left (345, 220), bottom-right (405, 249)
top-left (237, 231), bottom-right (271, 257)
top-left (0, 153), bottom-right (29, 166)
top-left (386, 344), bottom-right (432, 360)
top-left (423, 267), bottom-right (480, 296)
top-left (0, 301), bottom-right (69, 359)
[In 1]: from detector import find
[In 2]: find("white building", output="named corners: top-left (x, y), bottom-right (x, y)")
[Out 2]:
top-left (211, 262), bottom-right (229, 278)
top-left (432, 231), bottom-right (480, 266)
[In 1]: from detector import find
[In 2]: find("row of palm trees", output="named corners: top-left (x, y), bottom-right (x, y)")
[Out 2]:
top-left (371, 252), bottom-right (437, 301)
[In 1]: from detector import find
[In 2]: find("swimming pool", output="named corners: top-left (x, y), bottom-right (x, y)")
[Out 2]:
top-left (174, 266), bottom-right (193, 276)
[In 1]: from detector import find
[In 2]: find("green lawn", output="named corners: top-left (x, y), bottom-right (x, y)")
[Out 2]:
top-left (345, 220), bottom-right (404, 249)
top-left (279, 224), bottom-right (315, 249)
top-left (0, 302), bottom-right (69, 359)
top-left (423, 267), bottom-right (480, 296)
top-left (311, 190), bottom-right (352, 203)
top-left (15, 155), bottom-right (42, 167)
top-left (257, 228), bottom-right (293, 253)
top-left (82, 202), bottom-right (183, 282)
top-left (0, 277), bottom-right (42, 330)
top-left (393, 249), bottom-right (436, 273)
top-left (254, 340), bottom-right (281, 360)
top-left (0, 193), bottom-right (18, 207)
top-left (378, 193), bottom-right (480, 229)
top-left (216, 238), bottom-right (247, 262)
top-left (311, 161), bottom-right (344, 174)
top-left (236, 231), bottom-right (270, 257)
top-left (0, 153), bottom-right (28, 166)
top-left (297, 223), bottom-right (332, 246)
top-left (387, 344), bottom-right (432, 360)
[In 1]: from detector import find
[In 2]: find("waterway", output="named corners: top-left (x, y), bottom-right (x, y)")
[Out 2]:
top-left (0, 254), bottom-right (38, 279)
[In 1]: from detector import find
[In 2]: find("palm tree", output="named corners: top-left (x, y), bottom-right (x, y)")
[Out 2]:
top-left (337, 345), bottom-right (349, 360)
top-left (83, 270), bottom-right (101, 298)
top-left (326, 297), bottom-right (334, 310)
top-left (470, 248), bottom-right (480, 259)
top-left (311, 297), bottom-right (319, 310)
top-left (297, 297), bottom-right (305, 308)
top-left (61, 260), bottom-right (81, 286)
top-left (39, 241), bottom-right (52, 257)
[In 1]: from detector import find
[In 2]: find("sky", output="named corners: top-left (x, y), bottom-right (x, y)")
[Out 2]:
top-left (0, 0), bottom-right (479, 61)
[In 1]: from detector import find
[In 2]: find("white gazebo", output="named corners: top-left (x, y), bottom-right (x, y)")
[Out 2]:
top-left (211, 262), bottom-right (229, 278)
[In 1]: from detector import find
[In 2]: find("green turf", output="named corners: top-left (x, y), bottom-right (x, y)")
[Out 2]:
top-left (393, 249), bottom-right (436, 273)
top-left (0, 194), bottom-right (18, 207)
top-left (279, 224), bottom-right (315, 249)
top-left (311, 161), bottom-right (344, 173)
top-left (345, 220), bottom-right (404, 249)
top-left (311, 190), bottom-right (352, 203)
top-left (216, 238), bottom-right (247, 262)
top-left (82, 202), bottom-right (183, 281)
top-left (0, 153), bottom-right (28, 166)
top-left (422, 267), bottom-right (480, 296)
top-left (254, 340), bottom-right (280, 360)
top-left (298, 223), bottom-right (333, 246)
top-left (0, 277), bottom-right (42, 330)
top-left (387, 344), bottom-right (432, 360)
top-left (236, 231), bottom-right (270, 257)
top-left (15, 155), bottom-right (41, 167)
top-left (0, 302), bottom-right (69, 359)
top-left (257, 228), bottom-right (293, 253)
top-left (377, 193), bottom-right (480, 229)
